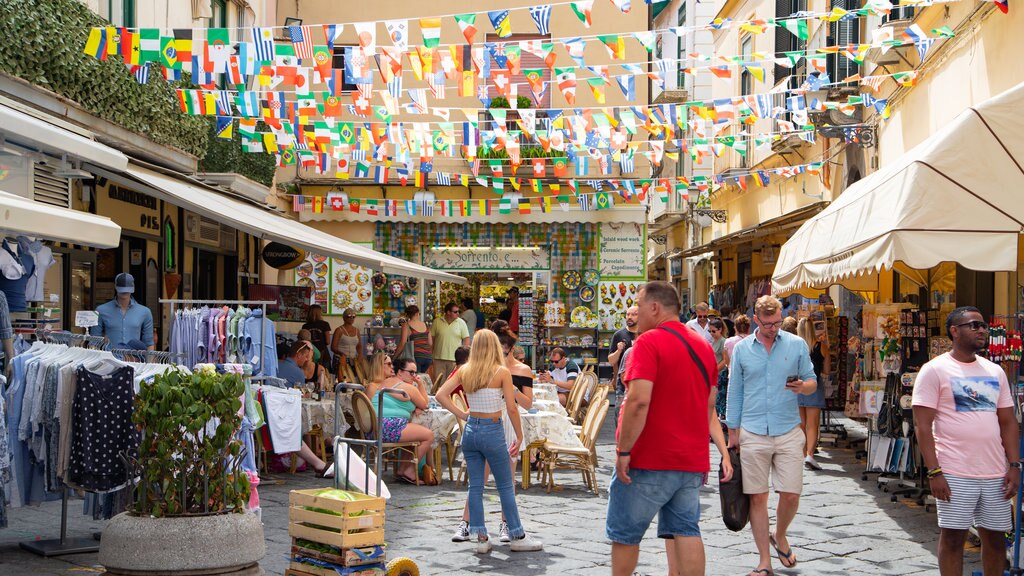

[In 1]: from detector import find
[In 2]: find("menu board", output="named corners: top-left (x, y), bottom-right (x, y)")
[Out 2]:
top-left (295, 245), bottom-right (375, 316)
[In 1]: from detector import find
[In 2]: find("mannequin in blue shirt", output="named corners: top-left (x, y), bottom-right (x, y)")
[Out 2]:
top-left (90, 273), bottom-right (154, 350)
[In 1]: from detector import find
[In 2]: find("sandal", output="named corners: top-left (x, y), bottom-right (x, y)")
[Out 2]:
top-left (397, 473), bottom-right (418, 485)
top-left (747, 570), bottom-right (773, 576)
top-left (769, 533), bottom-right (797, 568)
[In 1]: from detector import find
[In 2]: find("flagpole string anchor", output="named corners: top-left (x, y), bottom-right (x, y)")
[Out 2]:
top-left (693, 209), bottom-right (728, 223)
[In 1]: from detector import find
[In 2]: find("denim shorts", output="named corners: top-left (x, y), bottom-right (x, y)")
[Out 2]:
top-left (606, 468), bottom-right (704, 545)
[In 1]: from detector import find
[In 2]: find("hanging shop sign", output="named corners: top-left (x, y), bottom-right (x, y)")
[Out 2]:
top-left (262, 242), bottom-right (306, 270)
top-left (599, 223), bottom-right (646, 279)
top-left (421, 246), bottom-right (550, 271)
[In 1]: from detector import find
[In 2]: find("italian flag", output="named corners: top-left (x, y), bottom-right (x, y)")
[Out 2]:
top-left (571, 1), bottom-right (593, 28)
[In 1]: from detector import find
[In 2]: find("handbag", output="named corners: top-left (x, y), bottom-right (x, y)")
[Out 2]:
top-left (719, 448), bottom-right (749, 532)
top-left (421, 464), bottom-right (439, 486)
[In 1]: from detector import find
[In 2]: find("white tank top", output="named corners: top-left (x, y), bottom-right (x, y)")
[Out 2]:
top-left (465, 367), bottom-right (505, 412)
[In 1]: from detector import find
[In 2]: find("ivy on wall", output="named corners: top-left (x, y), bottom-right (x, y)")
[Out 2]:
top-left (0, 0), bottom-right (210, 156)
top-left (199, 122), bottom-right (277, 187)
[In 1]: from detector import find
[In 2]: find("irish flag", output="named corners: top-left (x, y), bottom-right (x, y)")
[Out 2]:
top-left (419, 18), bottom-right (442, 48)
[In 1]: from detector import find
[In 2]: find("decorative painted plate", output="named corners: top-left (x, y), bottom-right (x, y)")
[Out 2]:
top-left (297, 277), bottom-right (315, 288)
top-left (356, 272), bottom-right (370, 285)
top-left (583, 269), bottom-right (600, 287)
top-left (314, 262), bottom-right (329, 277)
top-left (570, 306), bottom-right (590, 325)
top-left (333, 291), bottom-right (352, 310)
top-left (335, 269), bottom-right (351, 284)
top-left (353, 301), bottom-right (365, 313)
top-left (358, 288), bottom-right (372, 302)
top-left (579, 285), bottom-right (595, 303)
top-left (372, 272), bottom-right (388, 289)
top-left (390, 280), bottom-right (405, 298)
top-left (312, 254), bottom-right (328, 263)
top-left (405, 276), bottom-right (419, 291)
top-left (296, 261), bottom-right (313, 278)
top-left (562, 271), bottom-right (581, 291)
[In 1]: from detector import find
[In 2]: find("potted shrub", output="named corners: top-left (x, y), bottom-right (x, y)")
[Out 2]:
top-left (99, 366), bottom-right (266, 576)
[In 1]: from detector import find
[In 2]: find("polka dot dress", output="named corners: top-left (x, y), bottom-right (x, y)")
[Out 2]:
top-left (68, 365), bottom-right (138, 492)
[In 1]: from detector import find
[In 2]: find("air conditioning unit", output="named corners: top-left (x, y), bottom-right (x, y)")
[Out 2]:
top-left (184, 213), bottom-right (223, 248)
top-left (868, 23), bottom-right (911, 66)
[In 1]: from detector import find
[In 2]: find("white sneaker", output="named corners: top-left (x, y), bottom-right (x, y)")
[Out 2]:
top-left (804, 456), bottom-right (822, 471)
top-left (475, 537), bottom-right (493, 554)
top-left (499, 521), bottom-right (510, 542)
top-left (510, 534), bottom-right (544, 552)
top-left (452, 520), bottom-right (470, 542)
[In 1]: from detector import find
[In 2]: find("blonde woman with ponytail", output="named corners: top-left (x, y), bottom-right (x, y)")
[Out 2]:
top-left (437, 330), bottom-right (543, 554)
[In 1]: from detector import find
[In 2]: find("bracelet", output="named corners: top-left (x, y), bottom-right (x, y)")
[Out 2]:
top-left (616, 450), bottom-right (631, 457)
top-left (927, 467), bottom-right (943, 478)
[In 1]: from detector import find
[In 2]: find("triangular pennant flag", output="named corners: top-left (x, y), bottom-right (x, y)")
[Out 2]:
top-left (385, 20), bottom-right (408, 51)
top-left (529, 5), bottom-right (552, 36)
top-left (487, 10), bottom-right (512, 38)
top-left (571, 1), bottom-right (594, 28)
top-left (454, 14), bottom-right (478, 44)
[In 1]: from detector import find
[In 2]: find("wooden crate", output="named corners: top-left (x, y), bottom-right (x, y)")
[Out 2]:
top-left (287, 562), bottom-right (384, 576)
top-left (288, 489), bottom-right (386, 549)
top-left (291, 539), bottom-right (386, 568)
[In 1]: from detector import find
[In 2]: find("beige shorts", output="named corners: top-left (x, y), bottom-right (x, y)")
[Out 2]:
top-left (739, 426), bottom-right (805, 495)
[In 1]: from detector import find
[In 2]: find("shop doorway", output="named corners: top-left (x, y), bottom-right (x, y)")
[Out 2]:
top-left (127, 237), bottom-right (148, 304)
top-left (195, 250), bottom-right (218, 300)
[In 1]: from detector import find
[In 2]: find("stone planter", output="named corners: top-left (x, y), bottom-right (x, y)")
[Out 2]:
top-left (99, 511), bottom-right (265, 576)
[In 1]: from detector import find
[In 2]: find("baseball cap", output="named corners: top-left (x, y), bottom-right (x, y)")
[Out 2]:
top-left (115, 273), bottom-right (136, 294)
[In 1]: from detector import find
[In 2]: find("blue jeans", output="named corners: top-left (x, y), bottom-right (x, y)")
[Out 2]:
top-left (462, 417), bottom-right (526, 540)
top-left (606, 469), bottom-right (704, 545)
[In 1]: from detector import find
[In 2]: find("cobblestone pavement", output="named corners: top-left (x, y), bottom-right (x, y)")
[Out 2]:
top-left (0, 414), bottom-right (989, 575)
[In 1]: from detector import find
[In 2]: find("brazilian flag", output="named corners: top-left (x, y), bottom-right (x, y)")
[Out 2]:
top-left (159, 36), bottom-right (178, 69)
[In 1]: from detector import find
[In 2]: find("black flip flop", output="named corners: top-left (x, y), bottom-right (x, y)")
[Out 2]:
top-left (747, 569), bottom-right (773, 576)
top-left (397, 473), bottom-right (418, 485)
top-left (769, 534), bottom-right (797, 568)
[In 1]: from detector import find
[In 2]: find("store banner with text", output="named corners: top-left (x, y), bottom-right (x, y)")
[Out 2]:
top-left (599, 222), bottom-right (646, 279)
top-left (422, 246), bottom-right (549, 271)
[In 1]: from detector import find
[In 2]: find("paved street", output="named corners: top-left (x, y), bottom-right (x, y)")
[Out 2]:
top-left (0, 414), bottom-right (988, 575)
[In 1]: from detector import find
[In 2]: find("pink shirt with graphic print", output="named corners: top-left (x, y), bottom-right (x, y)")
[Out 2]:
top-left (911, 352), bottom-right (1013, 478)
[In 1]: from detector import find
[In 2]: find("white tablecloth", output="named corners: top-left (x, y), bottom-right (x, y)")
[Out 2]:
top-left (533, 382), bottom-right (558, 402)
top-left (412, 409), bottom-right (457, 448)
top-left (531, 399), bottom-right (568, 417)
top-left (520, 412), bottom-right (585, 451)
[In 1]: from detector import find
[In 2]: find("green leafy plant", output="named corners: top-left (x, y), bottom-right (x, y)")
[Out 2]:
top-left (132, 367), bottom-right (249, 518)
top-left (0, 0), bottom-right (209, 157)
top-left (488, 95), bottom-right (533, 109)
top-left (199, 122), bottom-right (277, 187)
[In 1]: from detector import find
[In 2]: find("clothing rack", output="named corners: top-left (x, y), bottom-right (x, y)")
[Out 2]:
top-left (160, 299), bottom-right (275, 376)
top-left (110, 349), bottom-right (185, 364)
top-left (17, 336), bottom-right (123, 557)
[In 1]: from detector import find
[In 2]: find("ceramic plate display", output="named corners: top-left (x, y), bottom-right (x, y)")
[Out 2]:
top-left (579, 285), bottom-right (595, 303)
top-left (314, 262), bottom-right (329, 277)
top-left (405, 277), bottom-right (419, 291)
top-left (570, 306), bottom-right (591, 326)
top-left (312, 254), bottom-right (328, 264)
top-left (583, 269), bottom-right (600, 287)
top-left (562, 271), bottom-right (581, 291)
top-left (296, 261), bottom-right (313, 278)
top-left (335, 269), bottom-right (351, 284)
top-left (315, 276), bottom-right (327, 289)
top-left (356, 272), bottom-right (370, 285)
top-left (372, 272), bottom-right (388, 289)
top-left (297, 277), bottom-right (315, 288)
top-left (358, 288), bottom-right (371, 302)
top-left (389, 280), bottom-right (405, 299)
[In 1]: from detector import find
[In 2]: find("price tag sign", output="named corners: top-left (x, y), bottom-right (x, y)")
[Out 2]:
top-left (75, 311), bottom-right (99, 328)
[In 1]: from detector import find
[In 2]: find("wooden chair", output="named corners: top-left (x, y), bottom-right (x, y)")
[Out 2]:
top-left (337, 359), bottom-right (358, 385)
top-left (444, 394), bottom-right (468, 484)
top-left (352, 359), bottom-right (368, 385)
top-left (540, 398), bottom-right (610, 495)
top-left (350, 391), bottom-right (421, 485)
top-left (566, 372), bottom-right (598, 425)
top-left (573, 385), bottom-right (609, 436)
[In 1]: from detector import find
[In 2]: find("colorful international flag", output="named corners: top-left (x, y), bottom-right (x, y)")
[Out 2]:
top-left (84, 27), bottom-right (107, 60)
top-left (529, 5), bottom-right (551, 35)
top-left (488, 10), bottom-right (512, 38)
top-left (419, 18), bottom-right (442, 48)
top-left (570, 1), bottom-right (593, 28)
top-left (454, 14), bottom-right (478, 44)
top-left (288, 25), bottom-right (316, 61)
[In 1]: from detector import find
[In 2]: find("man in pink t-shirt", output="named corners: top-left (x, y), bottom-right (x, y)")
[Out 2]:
top-left (912, 306), bottom-right (1020, 576)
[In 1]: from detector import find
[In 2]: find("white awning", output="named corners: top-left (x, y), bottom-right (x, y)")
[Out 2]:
top-left (0, 189), bottom-right (121, 248)
top-left (0, 104), bottom-right (128, 172)
top-left (773, 81), bottom-right (1024, 294)
top-left (91, 163), bottom-right (465, 284)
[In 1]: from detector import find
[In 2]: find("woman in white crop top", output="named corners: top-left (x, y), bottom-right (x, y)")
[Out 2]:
top-left (437, 329), bottom-right (543, 553)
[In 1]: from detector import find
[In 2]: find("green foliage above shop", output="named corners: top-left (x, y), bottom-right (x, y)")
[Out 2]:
top-left (199, 123), bottom-right (278, 188)
top-left (0, 0), bottom-right (209, 156)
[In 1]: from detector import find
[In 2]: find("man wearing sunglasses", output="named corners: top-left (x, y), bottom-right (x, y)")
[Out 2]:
top-left (279, 340), bottom-right (315, 388)
top-left (726, 295), bottom-right (816, 576)
top-left (913, 306), bottom-right (1019, 576)
top-left (685, 302), bottom-right (714, 344)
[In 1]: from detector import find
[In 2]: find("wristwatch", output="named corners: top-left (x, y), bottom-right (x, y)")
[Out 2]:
top-left (616, 450), bottom-right (631, 457)
top-left (1010, 462), bottom-right (1023, 469)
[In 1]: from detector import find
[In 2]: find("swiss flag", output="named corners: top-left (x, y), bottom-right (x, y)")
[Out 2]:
top-left (330, 196), bottom-right (345, 211)
top-left (531, 158), bottom-right (545, 177)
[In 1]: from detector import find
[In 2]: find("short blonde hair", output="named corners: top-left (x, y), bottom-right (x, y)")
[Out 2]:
top-left (754, 295), bottom-right (782, 317)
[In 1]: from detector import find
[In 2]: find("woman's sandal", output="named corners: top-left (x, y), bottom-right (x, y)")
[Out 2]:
top-left (747, 569), bottom-right (773, 576)
top-left (397, 473), bottom-right (418, 485)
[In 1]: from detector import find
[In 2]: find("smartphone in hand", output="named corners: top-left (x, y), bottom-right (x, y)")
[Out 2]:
top-left (785, 375), bottom-right (801, 392)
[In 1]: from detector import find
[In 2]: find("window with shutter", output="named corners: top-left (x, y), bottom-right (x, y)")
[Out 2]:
top-left (828, 0), bottom-right (861, 81)
top-left (773, 0), bottom-right (793, 84)
top-left (677, 5), bottom-right (688, 91)
top-left (33, 162), bottom-right (71, 209)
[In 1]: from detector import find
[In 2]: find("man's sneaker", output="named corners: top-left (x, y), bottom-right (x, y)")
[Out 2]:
top-left (499, 521), bottom-right (510, 542)
top-left (510, 534), bottom-right (544, 552)
top-left (804, 456), bottom-right (822, 471)
top-left (475, 537), bottom-right (493, 554)
top-left (451, 521), bottom-right (470, 542)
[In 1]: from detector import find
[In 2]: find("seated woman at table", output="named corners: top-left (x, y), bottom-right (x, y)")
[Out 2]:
top-left (450, 321), bottom-right (537, 542)
top-left (365, 354), bottom-right (435, 485)
top-left (436, 330), bottom-right (543, 553)
top-left (331, 308), bottom-right (363, 379)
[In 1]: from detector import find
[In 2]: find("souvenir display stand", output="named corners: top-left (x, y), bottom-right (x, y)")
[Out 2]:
top-left (988, 314), bottom-right (1024, 574)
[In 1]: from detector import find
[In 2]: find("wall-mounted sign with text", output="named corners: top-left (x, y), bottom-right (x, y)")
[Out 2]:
top-left (599, 223), bottom-right (647, 279)
top-left (422, 246), bottom-right (550, 271)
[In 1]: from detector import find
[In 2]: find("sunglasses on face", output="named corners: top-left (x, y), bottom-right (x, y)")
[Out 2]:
top-left (398, 368), bottom-right (416, 374)
top-left (955, 321), bottom-right (988, 331)
top-left (384, 360), bottom-right (393, 366)
top-left (697, 315), bottom-right (708, 319)
top-left (344, 315), bottom-right (355, 319)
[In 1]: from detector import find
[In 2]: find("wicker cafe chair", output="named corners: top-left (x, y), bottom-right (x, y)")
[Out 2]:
top-left (445, 393), bottom-right (469, 484)
top-left (350, 391), bottom-right (421, 485)
top-left (539, 398), bottom-right (610, 495)
top-left (573, 385), bottom-right (609, 436)
top-left (566, 372), bottom-right (598, 425)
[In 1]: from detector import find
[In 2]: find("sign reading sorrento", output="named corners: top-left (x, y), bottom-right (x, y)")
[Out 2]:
top-left (422, 246), bottom-right (550, 271)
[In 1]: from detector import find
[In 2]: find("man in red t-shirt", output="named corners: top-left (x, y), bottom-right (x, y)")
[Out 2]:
top-left (606, 281), bottom-right (733, 576)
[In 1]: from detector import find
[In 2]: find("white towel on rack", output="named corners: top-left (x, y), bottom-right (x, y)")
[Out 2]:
top-left (262, 387), bottom-right (302, 454)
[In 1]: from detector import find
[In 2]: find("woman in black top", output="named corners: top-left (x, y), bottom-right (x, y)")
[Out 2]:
top-left (301, 304), bottom-right (333, 370)
top-left (451, 320), bottom-right (534, 544)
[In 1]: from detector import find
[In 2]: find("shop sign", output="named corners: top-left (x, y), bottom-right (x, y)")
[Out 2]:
top-left (98, 183), bottom-right (160, 235)
top-left (599, 223), bottom-right (646, 279)
top-left (421, 247), bottom-right (550, 271)
top-left (262, 242), bottom-right (306, 270)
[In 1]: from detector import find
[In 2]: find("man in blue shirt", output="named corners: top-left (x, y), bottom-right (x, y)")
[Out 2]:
top-left (726, 295), bottom-right (816, 576)
top-left (278, 340), bottom-right (314, 387)
top-left (90, 273), bottom-right (154, 351)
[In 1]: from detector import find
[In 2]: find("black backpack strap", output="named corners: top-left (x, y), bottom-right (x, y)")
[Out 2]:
top-left (658, 326), bottom-right (712, 390)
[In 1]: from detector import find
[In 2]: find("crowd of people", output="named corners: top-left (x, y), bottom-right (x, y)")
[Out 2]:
top-left (273, 285), bottom-right (1020, 575)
